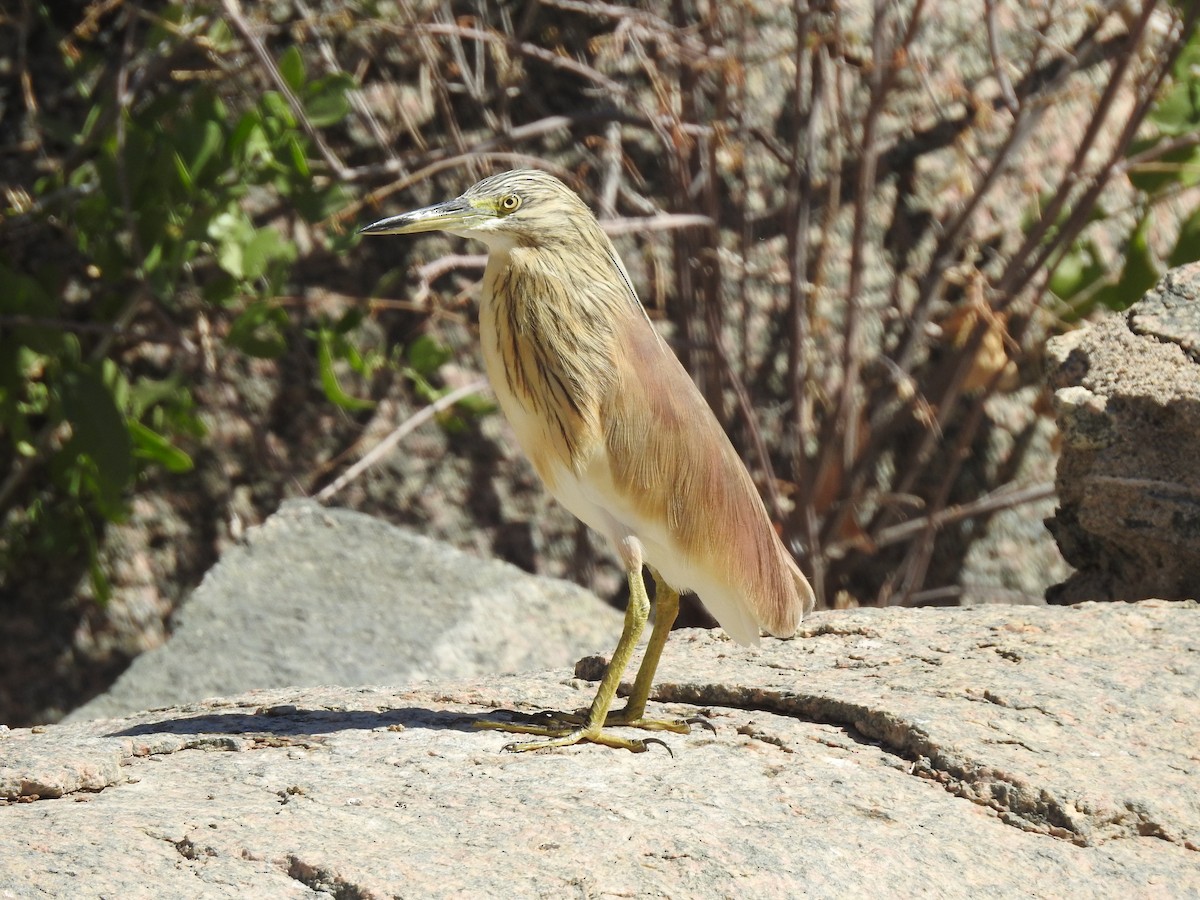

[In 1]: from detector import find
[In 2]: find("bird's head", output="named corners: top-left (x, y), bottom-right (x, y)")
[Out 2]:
top-left (359, 169), bottom-right (593, 252)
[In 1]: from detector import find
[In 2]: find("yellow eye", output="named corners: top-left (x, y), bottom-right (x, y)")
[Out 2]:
top-left (499, 194), bottom-right (521, 213)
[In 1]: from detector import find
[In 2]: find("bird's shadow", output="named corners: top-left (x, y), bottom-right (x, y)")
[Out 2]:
top-left (107, 703), bottom-right (558, 740)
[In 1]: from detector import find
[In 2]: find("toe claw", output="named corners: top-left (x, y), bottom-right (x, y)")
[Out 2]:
top-left (640, 737), bottom-right (674, 757)
top-left (686, 716), bottom-right (717, 734)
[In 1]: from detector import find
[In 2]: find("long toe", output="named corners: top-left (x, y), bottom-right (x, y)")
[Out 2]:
top-left (603, 710), bottom-right (696, 734)
top-left (501, 726), bottom-right (655, 753)
top-left (474, 717), bottom-right (678, 753)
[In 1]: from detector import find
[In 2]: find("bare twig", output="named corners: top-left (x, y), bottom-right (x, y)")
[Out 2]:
top-left (1118, 132), bottom-right (1200, 174)
top-left (1017, 6), bottom-right (1196, 306)
top-left (598, 120), bottom-right (623, 220)
top-left (813, 0), bottom-right (928, 550)
top-left (293, 0), bottom-right (401, 175)
top-left (414, 253), bottom-right (487, 283)
top-left (541, 0), bottom-right (705, 46)
top-left (314, 378), bottom-right (490, 502)
top-left (985, 0), bottom-right (1019, 113)
top-left (339, 150), bottom-right (574, 226)
top-left (416, 22), bottom-right (628, 98)
top-left (600, 213), bottom-right (712, 235)
top-left (996, 0), bottom-right (1159, 299)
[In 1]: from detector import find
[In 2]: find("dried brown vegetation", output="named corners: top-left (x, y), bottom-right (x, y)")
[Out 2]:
top-left (332, 0), bottom-right (1194, 605)
top-left (1, 0), bottom-right (1196, 722)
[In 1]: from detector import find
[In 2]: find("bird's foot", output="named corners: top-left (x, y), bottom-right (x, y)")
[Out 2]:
top-left (475, 714), bottom-right (669, 753)
top-left (475, 707), bottom-right (712, 752)
top-left (500, 706), bottom-right (707, 734)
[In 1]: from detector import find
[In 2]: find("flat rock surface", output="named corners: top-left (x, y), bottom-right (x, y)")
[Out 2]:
top-left (4, 602), bottom-right (1197, 897)
top-left (67, 500), bottom-right (623, 722)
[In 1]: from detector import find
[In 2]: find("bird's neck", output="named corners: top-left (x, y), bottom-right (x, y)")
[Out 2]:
top-left (479, 243), bottom-right (619, 474)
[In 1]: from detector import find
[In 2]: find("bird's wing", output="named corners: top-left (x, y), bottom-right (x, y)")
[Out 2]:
top-left (596, 305), bottom-right (814, 642)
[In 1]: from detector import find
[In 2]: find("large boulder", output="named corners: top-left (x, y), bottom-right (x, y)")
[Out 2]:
top-left (3, 602), bottom-right (1197, 896)
top-left (66, 500), bottom-right (623, 722)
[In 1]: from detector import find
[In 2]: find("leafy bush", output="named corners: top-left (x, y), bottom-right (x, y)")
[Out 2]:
top-left (0, 4), bottom-right (367, 599)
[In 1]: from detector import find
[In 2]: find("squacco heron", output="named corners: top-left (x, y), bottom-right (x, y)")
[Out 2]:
top-left (361, 169), bottom-right (815, 752)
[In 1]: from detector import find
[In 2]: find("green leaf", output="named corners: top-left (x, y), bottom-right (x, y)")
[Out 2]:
top-left (304, 74), bottom-right (355, 127)
top-left (316, 328), bottom-right (375, 411)
top-left (260, 91), bottom-right (296, 130)
top-left (1169, 204), bottom-right (1200, 267)
top-left (406, 335), bottom-right (452, 376)
top-left (202, 271), bottom-right (240, 306)
top-left (129, 420), bottom-right (194, 473)
top-left (1116, 216), bottom-right (1159, 302)
top-left (79, 513), bottom-right (112, 605)
top-left (0, 262), bottom-right (57, 315)
top-left (102, 357), bottom-right (128, 413)
top-left (278, 46), bottom-right (306, 92)
top-left (127, 374), bottom-right (186, 418)
top-left (209, 209), bottom-right (256, 279)
top-left (335, 307), bottom-right (366, 334)
top-left (1170, 27), bottom-right (1200, 79)
top-left (1148, 81), bottom-right (1200, 136)
top-left (229, 112), bottom-right (270, 169)
top-left (59, 367), bottom-right (133, 513)
top-left (241, 226), bottom-right (297, 280)
top-left (452, 393), bottom-right (497, 416)
top-left (404, 370), bottom-right (439, 404)
top-left (1091, 216), bottom-right (1160, 311)
top-left (1127, 140), bottom-right (1200, 195)
top-left (1049, 240), bottom-right (1106, 302)
top-left (0, 263), bottom-right (64, 354)
top-left (227, 301), bottom-right (289, 358)
top-left (143, 240), bottom-right (164, 275)
top-left (286, 134), bottom-right (310, 178)
top-left (173, 151), bottom-right (194, 192)
top-left (79, 101), bottom-right (103, 145)
top-left (189, 119), bottom-right (224, 184)
top-left (206, 17), bottom-right (236, 53)
top-left (291, 182), bottom-right (349, 223)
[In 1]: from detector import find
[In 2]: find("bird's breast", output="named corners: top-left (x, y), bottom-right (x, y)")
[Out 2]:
top-left (478, 250), bottom-right (613, 482)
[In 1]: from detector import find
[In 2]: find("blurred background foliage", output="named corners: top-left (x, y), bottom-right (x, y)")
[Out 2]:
top-left (0, 0), bottom-right (1197, 724)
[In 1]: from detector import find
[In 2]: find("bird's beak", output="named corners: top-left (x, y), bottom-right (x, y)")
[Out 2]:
top-left (358, 197), bottom-right (493, 236)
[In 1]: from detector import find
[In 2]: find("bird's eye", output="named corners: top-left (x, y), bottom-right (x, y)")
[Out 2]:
top-left (499, 194), bottom-right (521, 213)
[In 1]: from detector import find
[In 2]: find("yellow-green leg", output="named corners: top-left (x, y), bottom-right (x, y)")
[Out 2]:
top-left (476, 544), bottom-right (656, 752)
top-left (601, 570), bottom-right (692, 734)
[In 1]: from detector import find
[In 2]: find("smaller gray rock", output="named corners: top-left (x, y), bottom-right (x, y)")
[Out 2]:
top-left (66, 500), bottom-right (622, 721)
top-left (1045, 263), bottom-right (1200, 603)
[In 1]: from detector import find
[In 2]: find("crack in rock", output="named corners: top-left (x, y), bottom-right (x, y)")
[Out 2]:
top-left (1, 731), bottom-right (325, 804)
top-left (284, 855), bottom-right (380, 900)
top-left (652, 680), bottom-right (1183, 848)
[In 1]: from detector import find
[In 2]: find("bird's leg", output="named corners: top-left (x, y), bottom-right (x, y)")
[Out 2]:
top-left (601, 571), bottom-right (698, 734)
top-left (617, 570), bottom-right (679, 719)
top-left (475, 538), bottom-right (660, 752)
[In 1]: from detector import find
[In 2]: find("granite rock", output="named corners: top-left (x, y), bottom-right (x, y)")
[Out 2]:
top-left (66, 500), bottom-right (623, 722)
top-left (1045, 264), bottom-right (1200, 603)
top-left (4, 602), bottom-right (1198, 897)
